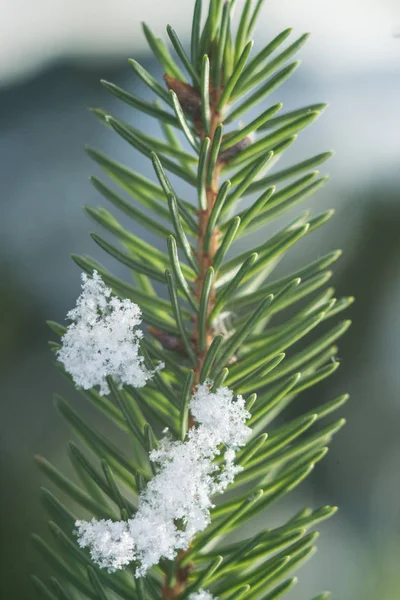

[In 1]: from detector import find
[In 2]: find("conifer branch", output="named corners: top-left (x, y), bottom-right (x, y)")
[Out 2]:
top-left (36, 2), bottom-right (352, 599)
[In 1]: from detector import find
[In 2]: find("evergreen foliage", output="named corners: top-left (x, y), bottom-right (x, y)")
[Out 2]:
top-left (35, 0), bottom-right (352, 598)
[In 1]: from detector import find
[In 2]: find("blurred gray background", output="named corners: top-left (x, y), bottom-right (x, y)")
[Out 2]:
top-left (0, 0), bottom-right (399, 598)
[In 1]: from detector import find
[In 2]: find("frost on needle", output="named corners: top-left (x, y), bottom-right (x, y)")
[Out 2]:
top-left (57, 271), bottom-right (161, 395)
top-left (189, 591), bottom-right (216, 600)
top-left (76, 383), bottom-right (251, 576)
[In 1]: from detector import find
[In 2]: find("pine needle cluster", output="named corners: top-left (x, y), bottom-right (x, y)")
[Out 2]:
top-left (34, 1), bottom-right (352, 599)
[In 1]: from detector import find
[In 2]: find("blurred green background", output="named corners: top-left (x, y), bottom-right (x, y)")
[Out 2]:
top-left (0, 1), bottom-right (399, 598)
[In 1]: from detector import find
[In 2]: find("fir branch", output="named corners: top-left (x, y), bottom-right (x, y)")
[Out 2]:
top-left (36, 1), bottom-right (352, 599)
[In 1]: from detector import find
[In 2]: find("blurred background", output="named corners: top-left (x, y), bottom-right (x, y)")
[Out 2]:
top-left (0, 0), bottom-right (399, 598)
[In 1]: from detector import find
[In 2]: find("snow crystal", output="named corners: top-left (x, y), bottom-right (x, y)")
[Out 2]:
top-left (57, 271), bottom-right (160, 395)
top-left (212, 311), bottom-right (234, 338)
top-left (190, 384), bottom-right (250, 447)
top-left (189, 591), bottom-right (216, 600)
top-left (75, 519), bottom-right (134, 572)
top-left (75, 383), bottom-right (251, 576)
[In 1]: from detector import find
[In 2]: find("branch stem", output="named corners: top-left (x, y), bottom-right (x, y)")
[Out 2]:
top-left (161, 92), bottom-right (223, 600)
top-left (194, 105), bottom-right (222, 385)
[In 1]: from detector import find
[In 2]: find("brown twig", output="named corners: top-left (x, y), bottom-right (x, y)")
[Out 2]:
top-left (192, 102), bottom-right (222, 405)
top-left (161, 89), bottom-right (223, 600)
